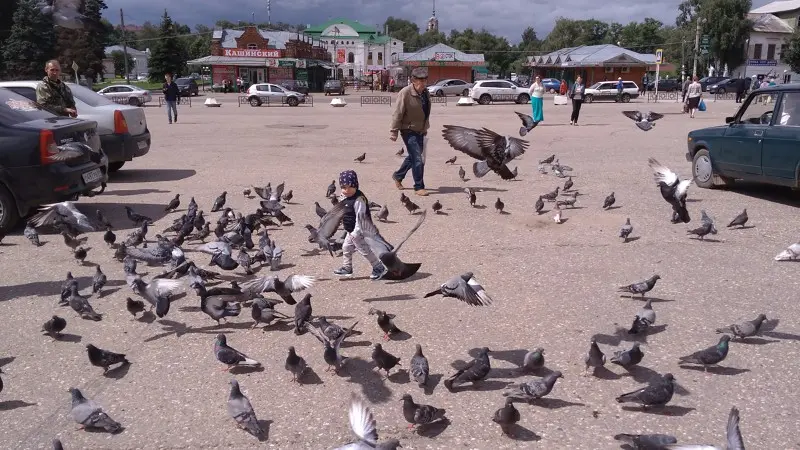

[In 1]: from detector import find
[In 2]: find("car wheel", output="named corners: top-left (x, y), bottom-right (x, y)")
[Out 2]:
top-left (249, 97), bottom-right (261, 107)
top-left (128, 97), bottom-right (140, 107)
top-left (324, 92), bottom-right (328, 96)
top-left (517, 94), bottom-right (530, 104)
top-left (435, 90), bottom-right (444, 97)
top-left (584, 94), bottom-right (594, 103)
top-left (0, 184), bottom-right (20, 235)
top-left (718, 88), bottom-right (726, 94)
top-left (461, 89), bottom-right (469, 96)
top-left (549, 88), bottom-right (555, 94)
top-left (621, 93), bottom-right (631, 103)
top-left (108, 162), bottom-right (125, 172)
top-left (692, 149), bottom-right (717, 189)
top-left (287, 97), bottom-right (299, 107)
top-left (478, 94), bottom-right (491, 105)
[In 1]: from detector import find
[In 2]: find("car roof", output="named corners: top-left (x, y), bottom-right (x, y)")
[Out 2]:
top-left (752, 84), bottom-right (800, 93)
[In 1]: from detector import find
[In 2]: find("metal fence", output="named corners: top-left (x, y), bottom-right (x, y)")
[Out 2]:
top-left (490, 94), bottom-right (528, 104)
top-left (646, 91), bottom-right (740, 103)
top-left (157, 96), bottom-right (192, 107)
top-left (430, 96), bottom-right (448, 106)
top-left (360, 95), bottom-right (392, 107)
top-left (237, 95), bottom-right (314, 107)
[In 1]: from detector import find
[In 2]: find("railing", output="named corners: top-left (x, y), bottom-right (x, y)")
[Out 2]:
top-left (713, 92), bottom-right (738, 102)
top-left (429, 96), bottom-right (447, 106)
top-left (158, 96), bottom-right (192, 107)
top-left (646, 91), bottom-right (681, 103)
top-left (238, 95), bottom-right (314, 107)
top-left (360, 95), bottom-right (392, 107)
top-left (490, 94), bottom-right (526, 104)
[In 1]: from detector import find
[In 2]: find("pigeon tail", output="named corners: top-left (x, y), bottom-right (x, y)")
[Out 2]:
top-left (423, 288), bottom-right (441, 298)
top-left (473, 160), bottom-right (492, 178)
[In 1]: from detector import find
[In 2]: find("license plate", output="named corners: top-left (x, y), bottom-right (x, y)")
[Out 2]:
top-left (82, 168), bottom-right (102, 184)
top-left (137, 140), bottom-right (147, 150)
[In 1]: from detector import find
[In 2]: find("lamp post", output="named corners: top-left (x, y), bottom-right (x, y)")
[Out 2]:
top-left (692, 17), bottom-right (707, 77)
top-left (332, 27), bottom-right (340, 80)
top-left (132, 57), bottom-right (137, 80)
top-left (744, 38), bottom-right (751, 79)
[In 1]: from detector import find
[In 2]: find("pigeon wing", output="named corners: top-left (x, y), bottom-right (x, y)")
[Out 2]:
top-left (675, 179), bottom-right (692, 201)
top-left (515, 111), bottom-right (535, 128)
top-left (504, 136), bottom-right (529, 161)
top-left (646, 112), bottom-right (665, 122)
top-left (348, 393), bottom-right (378, 444)
top-left (146, 278), bottom-right (185, 299)
top-left (444, 276), bottom-right (484, 306)
top-left (390, 209), bottom-right (427, 255)
top-left (466, 275), bottom-right (493, 305)
top-left (441, 125), bottom-right (491, 160)
top-left (316, 200), bottom-right (347, 241)
top-left (282, 274), bottom-right (315, 292)
top-left (726, 406), bottom-right (745, 450)
top-left (622, 111), bottom-right (643, 122)
top-left (647, 157), bottom-right (679, 186)
top-left (474, 128), bottom-right (507, 164)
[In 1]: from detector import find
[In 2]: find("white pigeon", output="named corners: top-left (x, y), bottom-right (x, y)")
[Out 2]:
top-left (623, 110), bottom-right (665, 131)
top-left (333, 393), bottom-right (401, 449)
top-left (774, 242), bottom-right (800, 261)
top-left (30, 201), bottom-right (96, 232)
top-left (553, 204), bottom-right (563, 224)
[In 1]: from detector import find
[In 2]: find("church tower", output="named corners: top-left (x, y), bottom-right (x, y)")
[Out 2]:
top-left (426, 0), bottom-right (439, 32)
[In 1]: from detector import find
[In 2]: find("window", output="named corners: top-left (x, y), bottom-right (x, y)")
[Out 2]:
top-left (621, 66), bottom-right (630, 73)
top-left (67, 83), bottom-right (115, 107)
top-left (776, 92), bottom-right (800, 126)
top-left (780, 44), bottom-right (787, 60)
top-left (247, 43), bottom-right (258, 50)
top-left (604, 67), bottom-right (614, 73)
top-left (451, 80), bottom-right (465, 85)
top-left (623, 82), bottom-right (636, 89)
top-left (377, 52), bottom-right (383, 64)
top-left (367, 52), bottom-right (373, 65)
top-left (753, 43), bottom-right (763, 59)
top-left (767, 44), bottom-right (776, 60)
top-left (0, 88), bottom-right (57, 124)
top-left (256, 85), bottom-right (269, 91)
top-left (269, 85), bottom-right (284, 93)
top-left (348, 69), bottom-right (354, 77)
top-left (347, 52), bottom-right (354, 63)
top-left (739, 93), bottom-right (776, 124)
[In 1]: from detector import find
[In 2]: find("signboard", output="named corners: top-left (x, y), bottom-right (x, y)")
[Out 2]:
top-left (433, 51), bottom-right (455, 62)
top-left (748, 59), bottom-right (778, 67)
top-left (223, 48), bottom-right (281, 58)
top-left (700, 35), bottom-right (710, 54)
top-left (296, 59), bottom-right (306, 68)
top-left (403, 60), bottom-right (485, 67)
top-left (211, 65), bottom-right (235, 83)
top-left (336, 48), bottom-right (345, 64)
top-left (278, 59), bottom-right (295, 67)
top-left (71, 61), bottom-right (79, 71)
top-left (655, 48), bottom-right (663, 65)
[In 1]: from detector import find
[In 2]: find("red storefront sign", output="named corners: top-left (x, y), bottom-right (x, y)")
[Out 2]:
top-left (336, 49), bottom-right (346, 64)
top-left (212, 65), bottom-right (236, 83)
top-left (223, 48), bottom-right (281, 58)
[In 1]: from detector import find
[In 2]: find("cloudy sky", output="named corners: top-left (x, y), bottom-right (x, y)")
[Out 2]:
top-left (106, 0), bottom-right (775, 43)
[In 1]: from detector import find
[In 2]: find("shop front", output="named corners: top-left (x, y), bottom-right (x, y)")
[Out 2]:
top-left (395, 43), bottom-right (486, 83)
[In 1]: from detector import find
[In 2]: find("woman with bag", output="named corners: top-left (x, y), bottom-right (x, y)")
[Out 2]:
top-left (686, 75), bottom-right (702, 118)
top-left (568, 76), bottom-right (586, 126)
top-left (528, 75), bottom-right (545, 122)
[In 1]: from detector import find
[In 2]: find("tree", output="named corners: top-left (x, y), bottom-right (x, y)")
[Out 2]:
top-left (188, 25), bottom-right (212, 60)
top-left (782, 29), bottom-right (800, 73)
top-left (83, 0), bottom-right (108, 80)
top-left (147, 10), bottom-right (187, 81)
top-left (676, 0), bottom-right (751, 74)
top-left (384, 17), bottom-right (422, 49)
top-left (0, 0), bottom-right (19, 75)
top-left (110, 50), bottom-right (134, 76)
top-left (1, 0), bottom-right (56, 79)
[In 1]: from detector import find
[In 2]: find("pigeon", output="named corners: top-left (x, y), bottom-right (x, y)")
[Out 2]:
top-left (396, 147), bottom-right (405, 156)
top-left (510, 166), bottom-right (518, 179)
top-left (237, 274), bottom-right (315, 305)
top-left (68, 388), bottom-right (122, 433)
top-left (38, 0), bottom-right (89, 29)
top-left (401, 394), bottom-right (447, 429)
top-left (616, 373), bottom-right (676, 408)
top-left (444, 347), bottom-right (491, 391)
top-left (306, 320), bottom-right (358, 373)
top-left (424, 272), bottom-right (493, 306)
top-left (628, 299), bottom-right (656, 335)
top-left (541, 187), bottom-right (559, 201)
top-left (410, 344), bottom-right (429, 388)
top-left (563, 177), bottom-right (573, 191)
top-left (716, 314), bottom-right (767, 340)
top-left (553, 204), bottom-right (563, 224)
top-left (59, 273), bottom-right (77, 305)
top-left (326, 180), bottom-right (337, 198)
top-left (603, 192), bottom-right (616, 209)
top-left (126, 297), bottom-right (145, 318)
top-left (214, 334), bottom-right (261, 371)
top-left (614, 433), bottom-right (678, 449)
top-left (354, 152), bottom-right (366, 163)
top-left (432, 200), bottom-right (443, 214)
top-left (227, 380), bottom-right (264, 438)
top-left (622, 110), bottom-right (664, 131)
top-left (103, 227), bottom-right (116, 247)
top-left (774, 242), bottom-right (800, 261)
top-left (466, 187), bottom-right (476, 206)
top-left (317, 316), bottom-right (348, 342)
top-left (242, 188), bottom-right (251, 197)
top-left (400, 192), bottom-right (409, 204)
top-left (539, 154), bottom-right (555, 164)
top-left (372, 343), bottom-right (402, 376)
top-left (727, 209), bottom-right (749, 228)
top-left (648, 157), bottom-right (691, 223)
top-left (68, 285), bottom-right (101, 321)
top-left (29, 201), bottom-right (97, 232)
top-left (52, 439), bottom-right (64, 450)
top-left (584, 338), bottom-right (606, 375)
top-left (688, 210), bottom-right (718, 240)
top-left (198, 285), bottom-right (242, 325)
top-left (371, 204), bottom-right (388, 222)
top-left (281, 189), bottom-right (293, 203)
top-left (42, 315), bottom-right (67, 338)
top-left (678, 335), bottom-right (731, 370)
top-left (458, 165), bottom-right (467, 181)
top-left (610, 343), bottom-right (644, 368)
top-left (618, 275), bottom-right (661, 299)
top-left (445, 155), bottom-right (457, 164)
top-left (130, 278), bottom-right (183, 318)
top-left (368, 308), bottom-right (402, 340)
top-left (315, 201), bottom-right (328, 219)
top-left (361, 209), bottom-right (427, 280)
top-left (517, 347), bottom-right (545, 373)
top-left (334, 393), bottom-right (402, 450)
top-left (495, 197), bottom-right (505, 213)
top-left (209, 192), bottom-right (227, 212)
top-left (515, 111), bottom-right (540, 136)
top-left (441, 125), bottom-right (528, 179)
top-left (24, 222), bottom-right (42, 246)
top-left (493, 398), bottom-right (521, 435)
top-left (534, 196), bottom-right (545, 214)
top-left (620, 218), bottom-right (633, 242)
top-left (503, 371), bottom-right (563, 402)
top-left (61, 231), bottom-right (88, 250)
top-left (92, 265), bottom-right (107, 295)
top-left (124, 206), bottom-right (153, 226)
top-left (663, 406), bottom-right (744, 450)
top-left (250, 297), bottom-right (287, 329)
top-left (555, 196), bottom-right (576, 208)
top-left (403, 199), bottom-right (420, 214)
top-left (86, 344), bottom-right (129, 373)
top-left (285, 346), bottom-right (307, 383)
top-left (165, 194), bottom-right (180, 212)
top-left (293, 293), bottom-right (313, 334)
top-left (237, 248), bottom-right (253, 275)
top-left (95, 209), bottom-right (112, 228)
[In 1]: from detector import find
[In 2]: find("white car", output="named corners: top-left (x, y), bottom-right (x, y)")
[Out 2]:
top-left (0, 81), bottom-right (151, 172)
top-left (468, 79), bottom-right (530, 105)
top-left (246, 83), bottom-right (307, 107)
top-left (96, 84), bottom-right (152, 106)
top-left (582, 80), bottom-right (640, 103)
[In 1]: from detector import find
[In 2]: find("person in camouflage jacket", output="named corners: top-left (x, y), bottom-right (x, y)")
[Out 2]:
top-left (36, 60), bottom-right (77, 118)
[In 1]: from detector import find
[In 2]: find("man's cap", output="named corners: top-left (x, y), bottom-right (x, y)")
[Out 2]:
top-left (618, 77), bottom-right (622, 80)
top-left (411, 67), bottom-right (429, 79)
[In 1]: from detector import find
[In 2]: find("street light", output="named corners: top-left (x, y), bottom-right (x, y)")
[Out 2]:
top-left (132, 57), bottom-right (137, 80)
top-left (692, 17), bottom-right (707, 78)
top-left (744, 38), bottom-right (751, 79)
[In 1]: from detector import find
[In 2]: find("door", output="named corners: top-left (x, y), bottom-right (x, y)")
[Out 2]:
top-left (599, 82), bottom-right (615, 100)
top-left (719, 92), bottom-right (775, 175)
top-left (256, 69), bottom-right (265, 83)
top-left (761, 92), bottom-right (800, 180)
top-left (269, 85), bottom-right (286, 102)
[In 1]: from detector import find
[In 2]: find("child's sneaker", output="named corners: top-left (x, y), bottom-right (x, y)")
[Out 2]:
top-left (333, 266), bottom-right (353, 276)
top-left (370, 263), bottom-right (388, 280)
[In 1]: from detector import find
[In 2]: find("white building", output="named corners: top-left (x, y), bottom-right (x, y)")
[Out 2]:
top-left (303, 19), bottom-right (404, 79)
top-left (103, 45), bottom-right (150, 79)
top-left (735, 1), bottom-right (799, 81)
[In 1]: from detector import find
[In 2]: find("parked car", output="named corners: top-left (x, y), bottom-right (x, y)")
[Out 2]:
top-left (323, 79), bottom-right (346, 95)
top-left (699, 76), bottom-right (728, 92)
top-left (541, 78), bottom-right (561, 93)
top-left (0, 81), bottom-right (151, 173)
top-left (246, 83), bottom-right (307, 107)
top-left (708, 78), bottom-right (752, 94)
top-left (426, 79), bottom-right (473, 97)
top-left (96, 84), bottom-right (152, 106)
top-left (583, 81), bottom-right (640, 103)
top-left (646, 79), bottom-right (681, 91)
top-left (469, 79), bottom-right (530, 105)
top-left (174, 77), bottom-right (199, 96)
top-left (685, 85), bottom-right (800, 189)
top-left (280, 80), bottom-right (309, 95)
top-left (0, 88), bottom-right (108, 233)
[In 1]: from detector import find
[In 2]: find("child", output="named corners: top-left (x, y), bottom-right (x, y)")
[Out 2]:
top-left (333, 170), bottom-right (389, 280)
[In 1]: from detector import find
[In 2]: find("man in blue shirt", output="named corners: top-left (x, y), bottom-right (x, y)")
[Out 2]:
top-left (616, 77), bottom-right (624, 102)
top-left (162, 72), bottom-right (180, 124)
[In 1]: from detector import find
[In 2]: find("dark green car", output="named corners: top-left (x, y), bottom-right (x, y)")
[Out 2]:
top-left (686, 85), bottom-right (800, 189)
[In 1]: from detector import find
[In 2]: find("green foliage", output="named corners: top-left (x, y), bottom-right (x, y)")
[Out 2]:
top-left (698, 0), bottom-right (752, 71)
top-left (147, 10), bottom-right (189, 81)
top-left (110, 50), bottom-right (134, 77)
top-left (783, 29), bottom-right (800, 73)
top-left (1, 0), bottom-right (57, 79)
top-left (0, 0), bottom-right (19, 74)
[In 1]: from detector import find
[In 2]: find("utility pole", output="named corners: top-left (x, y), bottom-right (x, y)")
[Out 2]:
top-left (120, 8), bottom-right (130, 83)
top-left (692, 18), bottom-right (702, 78)
top-left (267, 0), bottom-right (271, 25)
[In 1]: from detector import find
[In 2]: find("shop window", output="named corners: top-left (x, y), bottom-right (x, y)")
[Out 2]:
top-left (378, 52), bottom-right (383, 65)
top-left (348, 52), bottom-right (354, 63)
top-left (621, 67), bottom-right (630, 73)
top-left (247, 43), bottom-right (258, 50)
top-left (604, 67), bottom-right (614, 73)
top-left (348, 69), bottom-right (354, 77)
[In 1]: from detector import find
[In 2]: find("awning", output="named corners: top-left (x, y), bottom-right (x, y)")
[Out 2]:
top-left (186, 55), bottom-right (280, 67)
top-left (474, 66), bottom-right (489, 73)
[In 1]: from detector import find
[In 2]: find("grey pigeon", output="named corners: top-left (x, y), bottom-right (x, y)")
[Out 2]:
top-left (368, 308), bottom-right (402, 341)
top-left (424, 272), bottom-right (493, 306)
top-left (663, 406), bottom-right (744, 450)
top-left (334, 393), bottom-right (402, 450)
top-left (615, 373), bottom-right (676, 407)
top-left (91, 265), bottom-right (107, 295)
top-left (517, 347), bottom-right (545, 373)
top-left (372, 344), bottom-right (401, 376)
top-left (354, 152), bottom-right (366, 163)
top-left (563, 177), bottom-right (573, 191)
top-left (326, 180), bottom-right (336, 198)
top-left (68, 285), bottom-right (101, 321)
top-left (503, 371), bottom-right (562, 402)
top-left (198, 285), bottom-right (242, 325)
top-left (534, 196), bottom-right (544, 214)
top-left (86, 344), bottom-right (129, 373)
top-left (376, 205), bottom-right (389, 222)
top-left (227, 380), bottom-right (264, 438)
top-left (285, 346), bottom-right (307, 383)
top-left (620, 218), bottom-right (633, 242)
top-left (610, 343), bottom-right (644, 368)
top-left (306, 320), bottom-right (358, 373)
top-left (432, 200), bottom-right (442, 214)
top-left (727, 209), bottom-right (749, 228)
top-left (628, 299), bottom-right (656, 335)
top-left (317, 316), bottom-right (346, 341)
top-left (165, 194), bottom-right (180, 212)
top-left (539, 154), bottom-right (555, 164)
top-left (410, 344), bottom-right (429, 388)
top-left (441, 125), bottom-right (528, 179)
top-left (237, 274), bottom-right (315, 305)
top-left (293, 293), bottom-right (313, 334)
top-left (130, 277), bottom-right (183, 318)
top-left (648, 157), bottom-right (692, 224)
top-left (678, 335), bottom-right (731, 370)
top-left (30, 201), bottom-right (97, 232)
top-left (444, 347), bottom-right (491, 391)
top-left (445, 155), bottom-right (456, 164)
top-left (774, 242), bottom-right (800, 261)
top-left (492, 398), bottom-right (521, 435)
top-left (211, 191), bottom-right (227, 212)
top-left (42, 315), bottom-right (67, 338)
top-left (126, 297), bottom-right (145, 318)
top-left (716, 314), bottom-right (767, 340)
top-left (250, 297), bottom-right (287, 329)
top-left (541, 187), bottom-right (559, 201)
top-left (214, 334), bottom-right (261, 371)
top-left (315, 201), bottom-right (328, 218)
top-left (401, 394), bottom-right (447, 430)
top-left (52, 439), bottom-right (64, 450)
top-left (613, 433), bottom-right (678, 449)
top-left (618, 275), bottom-right (661, 299)
top-left (495, 197), bottom-right (504, 213)
top-left (458, 165), bottom-right (466, 181)
top-left (584, 338), bottom-right (606, 375)
top-left (68, 388), bottom-right (122, 433)
top-left (24, 222), bottom-right (41, 246)
top-left (603, 192), bottom-right (616, 209)
top-left (515, 111), bottom-right (540, 136)
top-left (622, 110), bottom-right (664, 131)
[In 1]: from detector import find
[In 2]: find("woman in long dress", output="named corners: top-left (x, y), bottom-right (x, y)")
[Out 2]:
top-left (528, 75), bottom-right (545, 122)
top-left (686, 75), bottom-right (702, 119)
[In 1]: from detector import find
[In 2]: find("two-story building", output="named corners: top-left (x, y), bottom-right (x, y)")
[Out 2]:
top-left (736, 1), bottom-right (799, 81)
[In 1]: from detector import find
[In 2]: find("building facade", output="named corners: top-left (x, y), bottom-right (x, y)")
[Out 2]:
top-left (103, 45), bottom-right (150, 79)
top-left (395, 43), bottom-right (486, 82)
top-left (303, 19), bottom-right (404, 80)
top-left (732, 4), bottom-right (798, 81)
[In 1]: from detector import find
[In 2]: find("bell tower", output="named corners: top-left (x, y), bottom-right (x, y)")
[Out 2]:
top-left (426, 0), bottom-right (439, 32)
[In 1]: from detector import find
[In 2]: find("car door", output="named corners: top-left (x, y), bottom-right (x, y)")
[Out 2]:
top-left (499, 81), bottom-right (516, 100)
top-left (447, 80), bottom-right (465, 96)
top-left (719, 92), bottom-right (776, 175)
top-left (760, 92), bottom-right (800, 180)
top-left (269, 85), bottom-right (286, 102)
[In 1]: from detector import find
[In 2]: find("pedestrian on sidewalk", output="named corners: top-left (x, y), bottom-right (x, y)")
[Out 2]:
top-left (568, 76), bottom-right (586, 126)
top-left (686, 75), bottom-right (702, 118)
top-left (390, 67), bottom-right (431, 197)
top-left (528, 75), bottom-right (545, 123)
top-left (162, 73), bottom-right (180, 124)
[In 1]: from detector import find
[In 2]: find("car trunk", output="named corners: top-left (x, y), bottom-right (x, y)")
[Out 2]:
top-left (93, 104), bottom-right (147, 136)
top-left (11, 118), bottom-right (99, 167)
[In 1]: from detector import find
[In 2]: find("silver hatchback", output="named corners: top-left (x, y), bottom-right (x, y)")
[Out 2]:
top-left (427, 79), bottom-right (473, 97)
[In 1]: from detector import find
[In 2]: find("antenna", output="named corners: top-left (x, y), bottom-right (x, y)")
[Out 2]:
top-left (433, 0), bottom-right (436, 17)
top-left (267, 0), bottom-right (271, 25)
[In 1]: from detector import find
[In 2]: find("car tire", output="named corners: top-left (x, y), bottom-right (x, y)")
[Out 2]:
top-left (461, 89), bottom-right (469, 96)
top-left (692, 149), bottom-right (721, 189)
top-left (128, 97), bottom-right (140, 107)
top-left (287, 97), bottom-right (299, 107)
top-left (718, 88), bottom-right (726, 94)
top-left (0, 184), bottom-right (20, 235)
top-left (621, 93), bottom-right (631, 103)
top-left (516, 94), bottom-right (530, 104)
top-left (108, 162), bottom-right (125, 172)
top-left (435, 90), bottom-right (444, 97)
top-left (249, 97), bottom-right (261, 107)
top-left (584, 94), bottom-right (594, 103)
top-left (478, 94), bottom-right (491, 105)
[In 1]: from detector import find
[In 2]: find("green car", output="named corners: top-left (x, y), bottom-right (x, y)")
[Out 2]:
top-left (686, 85), bottom-right (800, 189)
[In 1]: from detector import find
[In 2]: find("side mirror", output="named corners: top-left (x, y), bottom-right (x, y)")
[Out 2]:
top-left (725, 116), bottom-right (735, 124)
top-left (511, 86), bottom-right (517, 89)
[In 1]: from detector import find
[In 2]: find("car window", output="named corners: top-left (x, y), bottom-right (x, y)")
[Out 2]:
top-left (451, 80), bottom-right (465, 85)
top-left (0, 87), bottom-right (58, 125)
top-left (5, 86), bottom-right (37, 101)
top-left (67, 83), bottom-right (116, 107)
top-left (498, 81), bottom-right (514, 89)
top-left (739, 93), bottom-right (778, 125)
top-left (623, 82), bottom-right (636, 89)
top-left (256, 85), bottom-right (269, 92)
top-left (175, 78), bottom-right (190, 85)
top-left (270, 85), bottom-right (284, 93)
top-left (776, 92), bottom-right (800, 126)
top-left (118, 86), bottom-right (132, 92)
top-left (589, 82), bottom-right (602, 89)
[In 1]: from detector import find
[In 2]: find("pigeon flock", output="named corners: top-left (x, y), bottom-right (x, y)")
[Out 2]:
top-left (0, 105), bottom-right (796, 449)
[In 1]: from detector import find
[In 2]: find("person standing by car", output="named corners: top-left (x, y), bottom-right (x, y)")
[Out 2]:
top-left (36, 60), bottom-right (77, 118)
top-left (162, 72), bottom-right (180, 124)
top-left (528, 75), bottom-right (545, 123)
top-left (390, 67), bottom-right (431, 197)
top-left (735, 78), bottom-right (746, 103)
top-left (641, 73), bottom-right (649, 95)
top-left (568, 76), bottom-right (586, 126)
top-left (686, 75), bottom-right (702, 119)
top-left (616, 77), bottom-right (624, 102)
top-left (389, 77), bottom-right (395, 92)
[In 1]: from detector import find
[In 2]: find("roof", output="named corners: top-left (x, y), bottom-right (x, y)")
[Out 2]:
top-left (397, 43), bottom-right (484, 63)
top-left (104, 45), bottom-right (148, 57)
top-left (751, 0), bottom-right (800, 14)
top-left (528, 44), bottom-right (658, 67)
top-left (213, 29), bottom-right (305, 49)
top-left (304, 18), bottom-right (377, 34)
top-left (186, 56), bottom-right (278, 67)
top-left (748, 13), bottom-right (796, 33)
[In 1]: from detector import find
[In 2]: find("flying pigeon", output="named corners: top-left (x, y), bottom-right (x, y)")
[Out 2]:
top-left (30, 201), bottom-right (97, 232)
top-left (333, 393), bottom-right (402, 450)
top-left (515, 111), bottom-right (540, 136)
top-left (663, 406), bottom-right (744, 450)
top-left (727, 209), bottom-right (749, 228)
top-left (227, 379), bottom-right (264, 439)
top-left (615, 373), bottom-right (676, 407)
top-left (130, 277), bottom-right (183, 318)
top-left (716, 314), bottom-right (767, 340)
top-left (237, 274), bottom-right (315, 304)
top-left (648, 157), bottom-right (691, 223)
top-left (424, 272), bottom-right (493, 306)
top-left (622, 110), bottom-right (664, 131)
top-left (306, 320), bottom-right (359, 373)
top-left (678, 335), bottom-right (731, 370)
top-left (618, 274), bottom-right (661, 299)
top-left (68, 388), bottom-right (122, 433)
top-left (774, 242), bottom-right (800, 261)
top-left (441, 125), bottom-right (528, 179)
